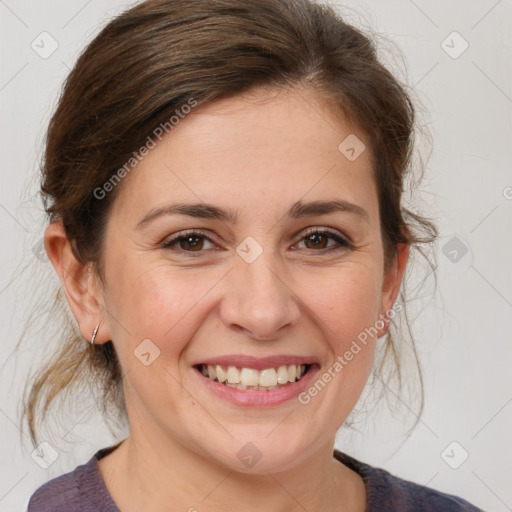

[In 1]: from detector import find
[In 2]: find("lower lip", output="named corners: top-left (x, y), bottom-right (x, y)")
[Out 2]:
top-left (193, 365), bottom-right (320, 407)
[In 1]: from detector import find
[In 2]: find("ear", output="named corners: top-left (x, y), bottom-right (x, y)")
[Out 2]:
top-left (44, 222), bottom-right (111, 344)
top-left (377, 242), bottom-right (410, 338)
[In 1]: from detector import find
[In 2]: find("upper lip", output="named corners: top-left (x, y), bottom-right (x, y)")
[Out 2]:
top-left (193, 355), bottom-right (319, 371)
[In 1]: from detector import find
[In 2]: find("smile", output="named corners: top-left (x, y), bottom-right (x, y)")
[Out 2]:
top-left (192, 355), bottom-right (320, 407)
top-left (197, 363), bottom-right (310, 390)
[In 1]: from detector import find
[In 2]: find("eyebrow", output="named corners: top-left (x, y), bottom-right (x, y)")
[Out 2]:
top-left (135, 199), bottom-right (369, 231)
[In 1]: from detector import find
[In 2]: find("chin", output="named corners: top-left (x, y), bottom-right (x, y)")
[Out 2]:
top-left (195, 428), bottom-right (317, 474)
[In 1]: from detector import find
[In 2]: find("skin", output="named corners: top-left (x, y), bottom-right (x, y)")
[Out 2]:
top-left (45, 84), bottom-right (409, 512)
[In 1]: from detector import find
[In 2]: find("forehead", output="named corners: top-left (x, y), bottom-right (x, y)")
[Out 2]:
top-left (110, 85), bottom-right (378, 228)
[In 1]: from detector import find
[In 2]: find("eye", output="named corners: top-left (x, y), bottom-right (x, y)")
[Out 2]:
top-left (161, 230), bottom-right (217, 254)
top-left (161, 228), bottom-right (352, 256)
top-left (293, 228), bottom-right (352, 252)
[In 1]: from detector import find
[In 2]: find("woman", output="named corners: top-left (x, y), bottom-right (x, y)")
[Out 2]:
top-left (24, 0), bottom-right (483, 510)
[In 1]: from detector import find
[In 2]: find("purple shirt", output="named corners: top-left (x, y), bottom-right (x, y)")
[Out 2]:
top-left (27, 443), bottom-right (484, 511)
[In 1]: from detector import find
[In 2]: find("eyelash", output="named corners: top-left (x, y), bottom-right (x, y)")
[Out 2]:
top-left (161, 228), bottom-right (352, 256)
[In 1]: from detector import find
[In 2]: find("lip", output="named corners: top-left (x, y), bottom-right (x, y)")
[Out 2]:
top-left (192, 359), bottom-right (321, 407)
top-left (192, 354), bottom-right (320, 371)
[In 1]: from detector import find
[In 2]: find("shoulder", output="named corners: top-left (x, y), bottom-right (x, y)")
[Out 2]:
top-left (27, 446), bottom-right (120, 512)
top-left (27, 458), bottom-right (91, 512)
top-left (334, 449), bottom-right (485, 512)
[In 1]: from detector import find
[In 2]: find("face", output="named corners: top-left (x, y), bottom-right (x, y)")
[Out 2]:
top-left (73, 86), bottom-right (407, 472)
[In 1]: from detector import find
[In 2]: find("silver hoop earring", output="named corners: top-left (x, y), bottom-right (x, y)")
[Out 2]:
top-left (89, 323), bottom-right (100, 344)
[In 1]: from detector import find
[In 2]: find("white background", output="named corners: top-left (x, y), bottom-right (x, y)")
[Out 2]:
top-left (0, 1), bottom-right (511, 511)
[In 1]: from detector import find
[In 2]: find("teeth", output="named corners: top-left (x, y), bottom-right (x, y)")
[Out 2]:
top-left (277, 365), bottom-right (289, 384)
top-left (226, 366), bottom-right (241, 384)
top-left (259, 368), bottom-right (277, 387)
top-left (240, 368), bottom-right (259, 387)
top-left (200, 363), bottom-right (308, 390)
top-left (207, 365), bottom-right (217, 380)
top-left (216, 366), bottom-right (227, 383)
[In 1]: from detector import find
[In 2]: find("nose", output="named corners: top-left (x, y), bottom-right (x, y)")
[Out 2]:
top-left (219, 252), bottom-right (301, 341)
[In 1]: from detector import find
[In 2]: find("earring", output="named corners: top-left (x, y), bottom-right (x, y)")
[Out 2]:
top-left (89, 322), bottom-right (100, 345)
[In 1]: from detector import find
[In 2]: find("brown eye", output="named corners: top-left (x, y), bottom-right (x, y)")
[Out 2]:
top-left (296, 229), bottom-right (351, 252)
top-left (176, 235), bottom-right (205, 251)
top-left (303, 232), bottom-right (329, 249)
top-left (162, 231), bottom-right (216, 253)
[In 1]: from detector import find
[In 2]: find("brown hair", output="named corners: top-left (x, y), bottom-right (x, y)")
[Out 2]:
top-left (18, 0), bottom-right (438, 448)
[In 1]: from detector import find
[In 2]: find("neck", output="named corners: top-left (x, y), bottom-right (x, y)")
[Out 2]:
top-left (98, 426), bottom-right (366, 512)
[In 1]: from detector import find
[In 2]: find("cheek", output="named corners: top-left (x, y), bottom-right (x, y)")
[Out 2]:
top-left (301, 261), bottom-right (382, 344)
top-left (105, 261), bottom-right (225, 360)
top-left (107, 254), bottom-right (382, 343)
top-left (298, 263), bottom-right (381, 398)
top-left (285, 264), bottom-right (382, 433)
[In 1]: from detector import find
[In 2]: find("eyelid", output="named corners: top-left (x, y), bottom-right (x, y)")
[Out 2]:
top-left (161, 228), bottom-right (217, 248)
top-left (161, 226), bottom-right (352, 253)
top-left (298, 226), bottom-right (351, 244)
top-left (293, 227), bottom-right (352, 252)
